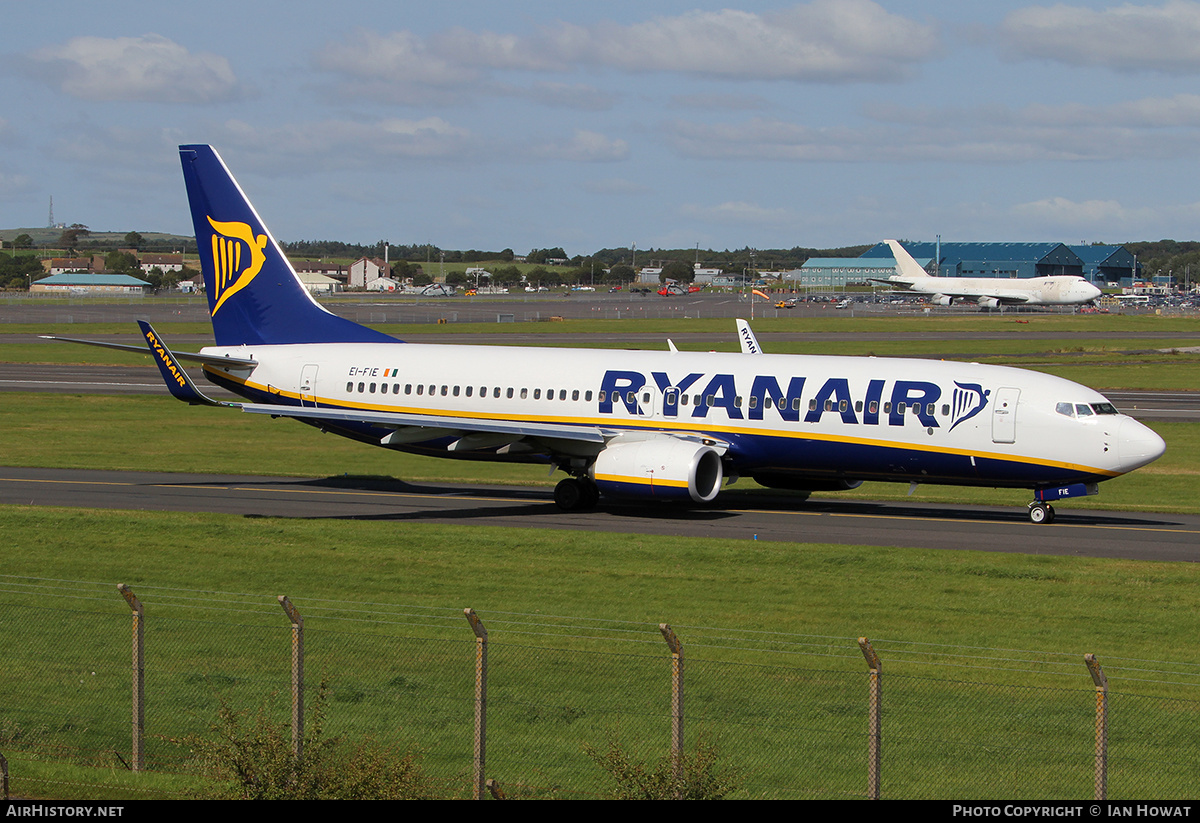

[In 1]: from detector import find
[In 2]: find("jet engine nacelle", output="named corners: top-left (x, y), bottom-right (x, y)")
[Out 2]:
top-left (932, 294), bottom-right (952, 306)
top-left (591, 434), bottom-right (724, 503)
top-left (977, 296), bottom-right (1001, 309)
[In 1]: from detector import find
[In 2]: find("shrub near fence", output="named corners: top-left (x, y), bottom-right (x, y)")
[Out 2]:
top-left (1, 576), bottom-right (1198, 800)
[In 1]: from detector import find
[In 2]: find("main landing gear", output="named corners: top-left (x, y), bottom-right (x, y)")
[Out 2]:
top-left (1027, 502), bottom-right (1055, 525)
top-left (554, 477), bottom-right (600, 512)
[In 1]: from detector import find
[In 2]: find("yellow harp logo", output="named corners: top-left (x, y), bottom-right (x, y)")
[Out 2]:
top-left (208, 216), bottom-right (268, 315)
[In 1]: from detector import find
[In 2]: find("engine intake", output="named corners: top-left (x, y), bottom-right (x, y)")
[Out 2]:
top-left (592, 435), bottom-right (724, 503)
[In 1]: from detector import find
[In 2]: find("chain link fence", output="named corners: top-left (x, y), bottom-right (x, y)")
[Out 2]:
top-left (2, 576), bottom-right (1197, 799)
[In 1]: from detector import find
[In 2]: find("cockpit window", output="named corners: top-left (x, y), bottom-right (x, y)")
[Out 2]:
top-left (1056, 402), bottom-right (1074, 417)
top-left (1075, 404), bottom-right (1093, 417)
top-left (1091, 403), bottom-right (1119, 415)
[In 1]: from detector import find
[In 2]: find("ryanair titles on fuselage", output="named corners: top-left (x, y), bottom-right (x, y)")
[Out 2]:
top-left (346, 363), bottom-right (992, 433)
top-left (598, 369), bottom-right (988, 430)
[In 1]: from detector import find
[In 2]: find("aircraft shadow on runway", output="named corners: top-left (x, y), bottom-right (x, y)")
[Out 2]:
top-left (173, 474), bottom-right (1183, 529)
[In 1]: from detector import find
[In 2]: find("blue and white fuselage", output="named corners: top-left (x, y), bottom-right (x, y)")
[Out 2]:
top-left (196, 339), bottom-right (1163, 512)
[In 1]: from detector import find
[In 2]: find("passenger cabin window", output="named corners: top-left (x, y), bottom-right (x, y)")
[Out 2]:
top-left (346, 382), bottom-right (353, 392)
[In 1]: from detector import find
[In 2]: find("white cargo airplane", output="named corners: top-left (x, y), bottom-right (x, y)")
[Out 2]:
top-left (874, 240), bottom-right (1103, 308)
top-left (49, 146), bottom-right (1163, 524)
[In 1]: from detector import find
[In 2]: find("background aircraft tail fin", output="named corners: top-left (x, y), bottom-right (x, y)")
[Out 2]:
top-left (178, 144), bottom-right (398, 347)
top-left (885, 239), bottom-right (933, 281)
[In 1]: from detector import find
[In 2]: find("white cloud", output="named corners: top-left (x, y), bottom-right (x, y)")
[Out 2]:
top-left (316, 30), bottom-right (482, 104)
top-left (667, 92), bottom-right (1200, 165)
top-left (552, 1), bottom-right (937, 81)
top-left (220, 117), bottom-right (478, 169)
top-left (316, 1), bottom-right (938, 104)
top-left (1001, 1), bottom-right (1200, 73)
top-left (27, 35), bottom-right (242, 103)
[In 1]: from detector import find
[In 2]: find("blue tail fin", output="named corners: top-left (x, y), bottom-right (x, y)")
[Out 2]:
top-left (179, 144), bottom-right (399, 346)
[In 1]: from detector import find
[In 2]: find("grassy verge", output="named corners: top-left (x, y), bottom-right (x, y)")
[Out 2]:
top-left (2, 507), bottom-right (1199, 799)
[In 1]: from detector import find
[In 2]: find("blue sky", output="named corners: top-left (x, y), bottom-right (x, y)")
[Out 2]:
top-left (4, 1), bottom-right (1200, 256)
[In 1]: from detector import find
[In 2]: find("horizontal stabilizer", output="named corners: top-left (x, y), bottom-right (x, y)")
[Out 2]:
top-left (41, 334), bottom-right (258, 368)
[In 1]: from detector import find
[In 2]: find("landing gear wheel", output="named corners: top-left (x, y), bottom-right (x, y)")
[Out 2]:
top-left (1028, 503), bottom-right (1055, 524)
top-left (554, 478), bottom-right (584, 511)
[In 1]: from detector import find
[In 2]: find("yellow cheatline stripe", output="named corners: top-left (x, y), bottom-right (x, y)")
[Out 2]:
top-left (593, 473), bottom-right (689, 488)
top-left (204, 368), bottom-right (1120, 478)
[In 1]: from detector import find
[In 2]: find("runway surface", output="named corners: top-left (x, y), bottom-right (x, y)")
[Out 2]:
top-left (1, 466), bottom-right (1196, 562)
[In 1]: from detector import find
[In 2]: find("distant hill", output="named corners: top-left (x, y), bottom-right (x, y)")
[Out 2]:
top-left (0, 228), bottom-right (195, 252)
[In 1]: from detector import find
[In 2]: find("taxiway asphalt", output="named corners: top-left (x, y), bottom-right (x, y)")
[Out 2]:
top-left (1, 466), bottom-right (1195, 562)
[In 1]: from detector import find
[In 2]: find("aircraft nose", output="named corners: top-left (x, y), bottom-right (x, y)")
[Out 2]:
top-left (1116, 417), bottom-right (1166, 472)
top-left (1084, 282), bottom-right (1102, 301)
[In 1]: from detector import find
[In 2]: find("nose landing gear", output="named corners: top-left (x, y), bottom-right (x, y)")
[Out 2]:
top-left (1028, 501), bottom-right (1055, 524)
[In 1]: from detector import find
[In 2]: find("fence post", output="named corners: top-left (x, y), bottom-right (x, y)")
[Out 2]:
top-left (278, 596), bottom-right (304, 760)
top-left (1085, 654), bottom-right (1108, 802)
top-left (116, 584), bottom-right (144, 772)
top-left (859, 637), bottom-right (882, 800)
top-left (465, 609), bottom-right (488, 800)
top-left (659, 623), bottom-right (684, 783)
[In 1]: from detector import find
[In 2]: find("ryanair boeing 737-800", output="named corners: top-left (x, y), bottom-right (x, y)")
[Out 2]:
top-left (50, 146), bottom-right (1164, 524)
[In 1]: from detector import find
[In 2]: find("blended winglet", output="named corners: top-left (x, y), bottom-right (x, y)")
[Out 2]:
top-left (138, 321), bottom-right (231, 406)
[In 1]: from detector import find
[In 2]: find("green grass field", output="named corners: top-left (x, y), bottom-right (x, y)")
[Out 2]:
top-left (3, 508), bottom-right (1200, 799)
top-left (2, 312), bottom-right (1199, 798)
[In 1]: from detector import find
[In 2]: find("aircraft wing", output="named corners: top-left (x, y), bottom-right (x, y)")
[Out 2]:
top-left (238, 403), bottom-right (607, 444)
top-left (927, 288), bottom-right (1033, 304)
